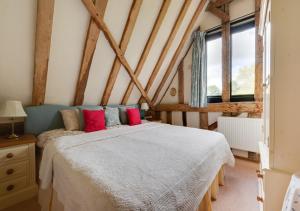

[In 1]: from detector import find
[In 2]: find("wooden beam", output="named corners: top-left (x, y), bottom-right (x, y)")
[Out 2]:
top-left (73, 0), bottom-right (108, 105)
top-left (121, 0), bottom-right (171, 105)
top-left (214, 0), bottom-right (234, 7)
top-left (221, 4), bottom-right (231, 102)
top-left (207, 2), bottom-right (229, 22)
top-left (208, 121), bottom-right (218, 131)
top-left (178, 61), bottom-right (185, 104)
top-left (255, 0), bottom-right (263, 102)
top-left (100, 0), bottom-right (143, 105)
top-left (178, 61), bottom-right (187, 127)
top-left (140, 0), bottom-right (192, 104)
top-left (154, 102), bottom-right (263, 113)
top-left (199, 112), bottom-right (208, 129)
top-left (151, 0), bottom-right (208, 104)
top-left (82, 0), bottom-right (152, 105)
top-left (182, 111), bottom-right (187, 126)
top-left (166, 111), bottom-right (172, 124)
top-left (157, 42), bottom-right (193, 105)
top-left (32, 0), bottom-right (55, 105)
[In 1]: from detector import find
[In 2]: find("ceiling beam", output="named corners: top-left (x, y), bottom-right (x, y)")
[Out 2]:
top-left (73, 0), bottom-right (108, 106)
top-left (32, 0), bottom-right (55, 105)
top-left (100, 0), bottom-right (143, 105)
top-left (139, 0), bottom-right (192, 104)
top-left (154, 102), bottom-right (263, 113)
top-left (207, 2), bottom-right (229, 22)
top-left (121, 0), bottom-right (171, 105)
top-left (214, 0), bottom-right (234, 7)
top-left (151, 0), bottom-right (208, 104)
top-left (82, 0), bottom-right (152, 105)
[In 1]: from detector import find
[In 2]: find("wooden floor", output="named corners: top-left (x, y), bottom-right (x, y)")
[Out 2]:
top-left (212, 158), bottom-right (259, 211)
top-left (2, 158), bottom-right (259, 211)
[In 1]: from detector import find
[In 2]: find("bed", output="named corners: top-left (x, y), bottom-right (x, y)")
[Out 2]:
top-left (25, 105), bottom-right (234, 211)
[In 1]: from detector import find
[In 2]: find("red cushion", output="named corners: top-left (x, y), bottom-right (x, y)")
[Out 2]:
top-left (83, 110), bottom-right (106, 132)
top-left (126, 108), bottom-right (141, 126)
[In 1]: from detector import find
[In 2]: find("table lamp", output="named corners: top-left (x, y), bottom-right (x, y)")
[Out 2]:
top-left (0, 101), bottom-right (27, 139)
top-left (141, 103), bottom-right (149, 111)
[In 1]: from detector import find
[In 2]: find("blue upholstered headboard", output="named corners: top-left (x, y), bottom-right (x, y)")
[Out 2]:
top-left (24, 104), bottom-right (139, 135)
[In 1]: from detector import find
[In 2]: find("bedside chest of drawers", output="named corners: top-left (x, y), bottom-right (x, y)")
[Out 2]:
top-left (0, 135), bottom-right (38, 210)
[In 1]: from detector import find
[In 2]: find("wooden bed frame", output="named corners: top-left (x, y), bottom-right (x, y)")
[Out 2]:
top-left (198, 166), bottom-right (224, 211)
top-left (47, 166), bottom-right (225, 211)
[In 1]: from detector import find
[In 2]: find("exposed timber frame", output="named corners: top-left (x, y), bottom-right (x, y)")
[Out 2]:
top-left (255, 0), bottom-right (263, 102)
top-left (136, 0), bottom-right (192, 105)
top-left (82, 0), bottom-right (152, 105)
top-left (120, 0), bottom-right (172, 105)
top-left (100, 0), bottom-right (143, 105)
top-left (151, 0), bottom-right (208, 105)
top-left (73, 0), bottom-right (108, 105)
top-left (154, 102), bottom-right (263, 113)
top-left (32, 0), bottom-right (55, 105)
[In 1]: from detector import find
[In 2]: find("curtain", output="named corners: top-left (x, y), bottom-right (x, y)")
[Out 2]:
top-left (189, 31), bottom-right (207, 108)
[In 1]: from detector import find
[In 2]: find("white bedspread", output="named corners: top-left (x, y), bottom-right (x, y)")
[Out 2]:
top-left (39, 122), bottom-right (234, 211)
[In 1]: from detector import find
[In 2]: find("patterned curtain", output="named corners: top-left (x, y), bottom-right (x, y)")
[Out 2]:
top-left (189, 31), bottom-right (207, 108)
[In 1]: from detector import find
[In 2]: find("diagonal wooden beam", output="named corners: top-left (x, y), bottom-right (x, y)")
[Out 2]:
top-left (157, 41), bottom-right (193, 105)
top-left (138, 0), bottom-right (192, 104)
top-left (151, 0), bottom-right (208, 105)
top-left (214, 0), bottom-right (234, 7)
top-left (101, 0), bottom-right (143, 105)
top-left (207, 2), bottom-right (229, 22)
top-left (73, 0), bottom-right (108, 105)
top-left (82, 0), bottom-right (152, 105)
top-left (121, 0), bottom-right (171, 105)
top-left (32, 0), bottom-right (55, 105)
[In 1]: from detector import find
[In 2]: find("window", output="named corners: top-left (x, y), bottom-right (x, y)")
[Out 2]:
top-left (205, 17), bottom-right (255, 103)
top-left (230, 19), bottom-right (255, 101)
top-left (206, 32), bottom-right (222, 103)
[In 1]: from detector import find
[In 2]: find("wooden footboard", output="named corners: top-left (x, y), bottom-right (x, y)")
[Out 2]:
top-left (198, 166), bottom-right (224, 211)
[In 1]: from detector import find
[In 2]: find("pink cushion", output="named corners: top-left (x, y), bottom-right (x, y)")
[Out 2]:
top-left (83, 110), bottom-right (106, 132)
top-left (126, 108), bottom-right (141, 126)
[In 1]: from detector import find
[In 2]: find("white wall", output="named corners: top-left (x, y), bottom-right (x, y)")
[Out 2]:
top-left (0, 0), bottom-right (209, 107)
top-left (0, 0), bottom-right (37, 105)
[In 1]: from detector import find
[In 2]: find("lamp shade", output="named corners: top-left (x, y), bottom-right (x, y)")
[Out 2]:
top-left (141, 102), bottom-right (149, 111)
top-left (0, 101), bottom-right (27, 118)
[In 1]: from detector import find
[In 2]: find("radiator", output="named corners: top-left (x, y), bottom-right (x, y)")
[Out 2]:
top-left (217, 116), bottom-right (263, 153)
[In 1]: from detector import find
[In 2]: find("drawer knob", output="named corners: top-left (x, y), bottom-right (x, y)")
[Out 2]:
top-left (6, 169), bottom-right (14, 175)
top-left (6, 153), bottom-right (14, 159)
top-left (6, 184), bottom-right (15, 192)
top-left (257, 196), bottom-right (264, 202)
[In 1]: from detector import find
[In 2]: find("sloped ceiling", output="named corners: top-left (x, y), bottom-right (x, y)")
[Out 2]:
top-left (0, 0), bottom-right (209, 106)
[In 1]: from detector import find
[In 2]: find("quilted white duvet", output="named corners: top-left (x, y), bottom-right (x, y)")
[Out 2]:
top-left (39, 122), bottom-right (234, 211)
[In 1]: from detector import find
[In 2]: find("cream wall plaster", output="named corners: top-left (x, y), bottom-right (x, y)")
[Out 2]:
top-left (0, 0), bottom-right (36, 105)
top-left (0, 0), bottom-right (254, 108)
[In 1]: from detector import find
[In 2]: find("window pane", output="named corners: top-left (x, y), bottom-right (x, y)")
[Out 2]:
top-left (207, 37), bottom-right (222, 96)
top-left (231, 27), bottom-right (255, 95)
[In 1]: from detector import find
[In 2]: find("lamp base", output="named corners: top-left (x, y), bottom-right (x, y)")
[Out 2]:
top-left (7, 133), bottom-right (19, 139)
